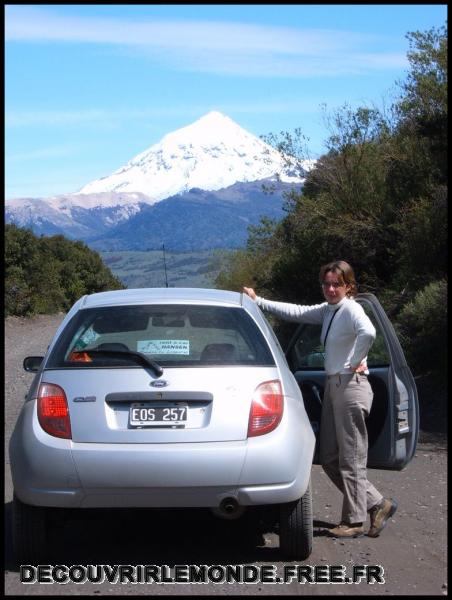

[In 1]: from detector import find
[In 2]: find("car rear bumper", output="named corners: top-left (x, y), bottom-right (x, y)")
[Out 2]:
top-left (10, 398), bottom-right (314, 509)
top-left (11, 482), bottom-right (311, 510)
top-left (11, 455), bottom-right (312, 510)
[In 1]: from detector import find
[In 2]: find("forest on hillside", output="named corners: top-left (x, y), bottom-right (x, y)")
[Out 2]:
top-left (215, 25), bottom-right (447, 389)
top-left (5, 225), bottom-right (125, 316)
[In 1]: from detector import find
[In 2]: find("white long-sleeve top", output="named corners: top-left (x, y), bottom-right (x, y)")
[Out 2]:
top-left (255, 295), bottom-right (376, 375)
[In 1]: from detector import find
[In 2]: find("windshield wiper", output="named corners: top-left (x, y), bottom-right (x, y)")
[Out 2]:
top-left (80, 349), bottom-right (164, 377)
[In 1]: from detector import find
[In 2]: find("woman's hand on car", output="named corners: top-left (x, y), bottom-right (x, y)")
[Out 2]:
top-left (243, 287), bottom-right (257, 301)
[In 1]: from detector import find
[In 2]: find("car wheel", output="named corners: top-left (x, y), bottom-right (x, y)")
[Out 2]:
top-left (12, 494), bottom-right (49, 565)
top-left (279, 480), bottom-right (313, 560)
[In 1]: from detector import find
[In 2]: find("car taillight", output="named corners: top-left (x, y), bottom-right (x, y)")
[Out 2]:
top-left (248, 380), bottom-right (284, 437)
top-left (37, 383), bottom-right (72, 439)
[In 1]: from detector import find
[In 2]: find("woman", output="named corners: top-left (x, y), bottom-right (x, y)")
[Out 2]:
top-left (243, 260), bottom-right (397, 538)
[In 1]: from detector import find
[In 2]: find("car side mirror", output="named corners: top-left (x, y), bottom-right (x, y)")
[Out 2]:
top-left (23, 356), bottom-right (44, 372)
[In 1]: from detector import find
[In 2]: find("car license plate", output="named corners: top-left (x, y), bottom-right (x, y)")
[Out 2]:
top-left (129, 403), bottom-right (188, 427)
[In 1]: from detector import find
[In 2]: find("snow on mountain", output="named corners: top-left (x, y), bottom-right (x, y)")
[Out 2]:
top-left (5, 194), bottom-right (147, 239)
top-left (77, 111), bottom-right (309, 201)
top-left (7, 192), bottom-right (148, 215)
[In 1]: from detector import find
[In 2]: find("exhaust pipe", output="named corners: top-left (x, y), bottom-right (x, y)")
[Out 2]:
top-left (211, 497), bottom-right (246, 520)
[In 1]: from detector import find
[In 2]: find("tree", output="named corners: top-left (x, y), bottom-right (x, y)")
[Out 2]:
top-left (388, 24), bottom-right (448, 294)
top-left (214, 23), bottom-right (447, 387)
top-left (398, 26), bottom-right (447, 131)
top-left (5, 225), bottom-right (125, 316)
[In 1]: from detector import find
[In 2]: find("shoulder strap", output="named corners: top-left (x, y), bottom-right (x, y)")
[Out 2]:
top-left (323, 307), bottom-right (340, 346)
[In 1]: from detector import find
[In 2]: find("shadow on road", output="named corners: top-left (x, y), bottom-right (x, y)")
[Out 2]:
top-left (5, 502), bottom-right (336, 570)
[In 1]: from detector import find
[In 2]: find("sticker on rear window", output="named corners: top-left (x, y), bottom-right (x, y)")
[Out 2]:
top-left (137, 339), bottom-right (190, 355)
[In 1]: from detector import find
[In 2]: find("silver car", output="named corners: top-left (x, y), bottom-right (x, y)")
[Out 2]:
top-left (10, 288), bottom-right (316, 563)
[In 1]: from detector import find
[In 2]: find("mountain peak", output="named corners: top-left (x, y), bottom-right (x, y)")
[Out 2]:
top-left (197, 110), bottom-right (232, 122)
top-left (159, 111), bottom-right (244, 147)
top-left (77, 111), bottom-right (309, 199)
top-left (185, 110), bottom-right (237, 128)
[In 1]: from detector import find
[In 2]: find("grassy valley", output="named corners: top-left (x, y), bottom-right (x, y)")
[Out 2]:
top-left (100, 249), bottom-right (232, 289)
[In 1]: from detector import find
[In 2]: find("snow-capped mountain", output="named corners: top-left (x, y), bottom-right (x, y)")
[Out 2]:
top-left (77, 111), bottom-right (309, 200)
top-left (6, 111), bottom-right (315, 250)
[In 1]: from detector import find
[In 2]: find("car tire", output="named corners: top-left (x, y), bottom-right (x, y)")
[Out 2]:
top-left (279, 480), bottom-right (313, 560)
top-left (12, 494), bottom-right (49, 565)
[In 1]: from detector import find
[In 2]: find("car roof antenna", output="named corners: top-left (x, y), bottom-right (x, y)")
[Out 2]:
top-left (162, 243), bottom-right (169, 288)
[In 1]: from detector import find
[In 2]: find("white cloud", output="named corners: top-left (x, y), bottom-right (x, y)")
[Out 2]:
top-left (5, 6), bottom-right (408, 77)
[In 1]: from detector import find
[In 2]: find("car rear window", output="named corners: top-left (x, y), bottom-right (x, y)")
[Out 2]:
top-left (46, 304), bottom-right (275, 368)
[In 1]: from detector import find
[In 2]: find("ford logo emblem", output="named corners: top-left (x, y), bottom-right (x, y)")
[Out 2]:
top-left (150, 380), bottom-right (169, 388)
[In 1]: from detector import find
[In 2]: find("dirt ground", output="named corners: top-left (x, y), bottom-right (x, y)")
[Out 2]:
top-left (4, 314), bottom-right (448, 596)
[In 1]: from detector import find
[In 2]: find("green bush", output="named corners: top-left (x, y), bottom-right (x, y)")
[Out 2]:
top-left (5, 224), bottom-right (125, 317)
top-left (395, 279), bottom-right (447, 381)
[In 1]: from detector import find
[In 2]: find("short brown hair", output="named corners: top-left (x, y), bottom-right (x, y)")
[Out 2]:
top-left (319, 260), bottom-right (358, 297)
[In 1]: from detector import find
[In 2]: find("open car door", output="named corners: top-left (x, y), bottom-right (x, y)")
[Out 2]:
top-left (285, 293), bottom-right (419, 470)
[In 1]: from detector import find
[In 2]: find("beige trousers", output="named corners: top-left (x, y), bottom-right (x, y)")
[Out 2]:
top-left (319, 373), bottom-right (383, 524)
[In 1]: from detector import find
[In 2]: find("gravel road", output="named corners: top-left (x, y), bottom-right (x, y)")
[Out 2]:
top-left (4, 314), bottom-right (448, 596)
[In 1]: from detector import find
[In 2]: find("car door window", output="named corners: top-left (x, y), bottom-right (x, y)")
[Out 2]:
top-left (290, 324), bottom-right (323, 369)
top-left (362, 304), bottom-right (390, 367)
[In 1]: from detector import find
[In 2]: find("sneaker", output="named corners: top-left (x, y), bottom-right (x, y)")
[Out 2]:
top-left (368, 498), bottom-right (398, 537)
top-left (328, 522), bottom-right (364, 538)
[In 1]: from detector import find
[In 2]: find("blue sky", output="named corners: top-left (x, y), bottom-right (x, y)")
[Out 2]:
top-left (5, 4), bottom-right (447, 199)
